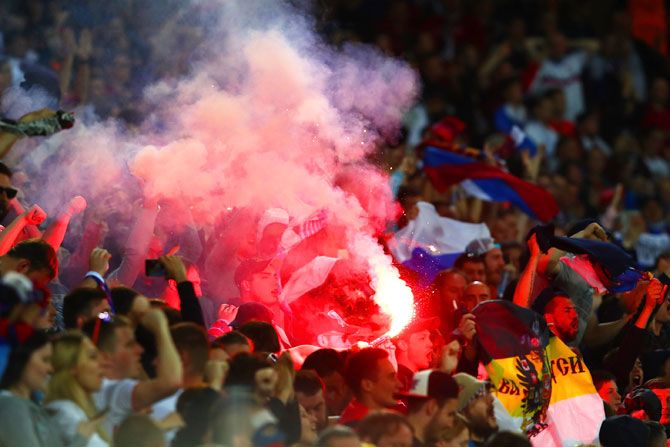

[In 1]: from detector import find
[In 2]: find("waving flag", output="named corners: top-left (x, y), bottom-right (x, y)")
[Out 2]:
top-left (422, 146), bottom-right (559, 222)
top-left (473, 300), bottom-right (604, 446)
top-left (388, 201), bottom-right (490, 285)
top-left (531, 224), bottom-right (645, 293)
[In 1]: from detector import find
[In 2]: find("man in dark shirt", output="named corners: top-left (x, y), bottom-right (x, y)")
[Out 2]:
top-left (398, 370), bottom-right (460, 447)
top-left (393, 318), bottom-right (439, 391)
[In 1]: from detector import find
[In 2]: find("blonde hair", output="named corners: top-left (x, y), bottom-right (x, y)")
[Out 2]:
top-left (46, 330), bottom-right (110, 442)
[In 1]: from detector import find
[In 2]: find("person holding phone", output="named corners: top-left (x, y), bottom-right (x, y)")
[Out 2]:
top-left (46, 331), bottom-right (110, 446)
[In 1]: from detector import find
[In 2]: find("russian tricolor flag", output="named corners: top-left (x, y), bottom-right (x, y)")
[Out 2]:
top-left (423, 146), bottom-right (559, 222)
top-left (388, 201), bottom-right (491, 285)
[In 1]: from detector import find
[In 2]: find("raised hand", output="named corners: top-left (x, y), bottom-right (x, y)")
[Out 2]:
top-left (23, 205), bottom-right (46, 226)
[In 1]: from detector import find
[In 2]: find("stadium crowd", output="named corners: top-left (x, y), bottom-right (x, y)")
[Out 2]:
top-left (1, 0), bottom-right (670, 446)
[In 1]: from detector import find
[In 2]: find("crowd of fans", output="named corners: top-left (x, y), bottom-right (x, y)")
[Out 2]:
top-left (2, 0), bottom-right (670, 446)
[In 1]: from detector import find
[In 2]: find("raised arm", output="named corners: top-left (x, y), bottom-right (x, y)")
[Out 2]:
top-left (514, 234), bottom-right (541, 308)
top-left (0, 205), bottom-right (46, 255)
top-left (106, 200), bottom-right (159, 287)
top-left (132, 309), bottom-right (183, 410)
top-left (42, 196), bottom-right (87, 250)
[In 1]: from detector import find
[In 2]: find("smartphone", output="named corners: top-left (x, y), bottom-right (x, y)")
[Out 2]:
top-left (145, 259), bottom-right (166, 277)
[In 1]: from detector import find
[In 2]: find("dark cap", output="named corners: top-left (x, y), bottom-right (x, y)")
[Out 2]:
top-left (599, 415), bottom-right (650, 447)
top-left (396, 370), bottom-right (459, 401)
top-left (234, 258), bottom-right (273, 288)
top-left (230, 302), bottom-right (274, 329)
top-left (621, 387), bottom-right (662, 422)
top-left (531, 287), bottom-right (568, 314)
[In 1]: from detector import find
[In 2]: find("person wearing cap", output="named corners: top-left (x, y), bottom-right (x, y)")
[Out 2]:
top-left (453, 373), bottom-right (498, 446)
top-left (256, 208), bottom-right (290, 258)
top-left (393, 318), bottom-right (439, 392)
top-left (339, 348), bottom-right (402, 426)
top-left (398, 370), bottom-right (460, 447)
top-left (235, 258), bottom-right (286, 324)
top-left (464, 238), bottom-right (505, 298)
top-left (599, 414), bottom-right (650, 447)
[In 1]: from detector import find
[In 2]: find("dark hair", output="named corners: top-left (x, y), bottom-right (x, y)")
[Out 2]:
top-left (110, 287), bottom-right (141, 316)
top-left (172, 387), bottom-right (222, 447)
top-left (0, 162), bottom-right (12, 178)
top-left (302, 348), bottom-right (347, 377)
top-left (212, 331), bottom-right (250, 349)
top-left (591, 370), bottom-right (617, 391)
top-left (225, 352), bottom-right (273, 389)
top-left (238, 321), bottom-right (280, 353)
top-left (294, 369), bottom-right (324, 396)
top-left (357, 412), bottom-right (413, 444)
top-left (81, 316), bottom-right (132, 353)
top-left (234, 258), bottom-right (273, 288)
top-left (644, 421), bottom-right (667, 447)
top-left (316, 426), bottom-right (358, 447)
top-left (148, 300), bottom-right (182, 326)
top-left (62, 288), bottom-right (107, 329)
top-left (454, 253), bottom-right (484, 271)
top-left (343, 348), bottom-right (388, 397)
top-left (0, 330), bottom-right (50, 389)
top-left (171, 323), bottom-right (209, 376)
top-left (113, 414), bottom-right (164, 447)
top-left (431, 269), bottom-right (465, 293)
top-left (6, 239), bottom-right (58, 279)
top-left (655, 252), bottom-right (670, 270)
top-left (482, 431), bottom-right (532, 447)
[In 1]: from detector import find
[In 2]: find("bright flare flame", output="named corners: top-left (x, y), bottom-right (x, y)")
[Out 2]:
top-left (371, 266), bottom-right (415, 337)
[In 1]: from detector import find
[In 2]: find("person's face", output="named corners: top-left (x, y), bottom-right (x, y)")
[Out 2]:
top-left (299, 404), bottom-right (318, 445)
top-left (296, 390), bottom-right (327, 432)
top-left (0, 172), bottom-right (12, 221)
top-left (484, 249), bottom-right (505, 286)
top-left (428, 398), bottom-right (459, 434)
top-left (546, 296), bottom-right (579, 342)
top-left (405, 330), bottom-right (434, 370)
top-left (365, 358), bottom-right (401, 408)
top-left (322, 371), bottom-right (351, 415)
top-left (74, 337), bottom-right (104, 393)
top-left (463, 283), bottom-right (491, 310)
top-left (109, 327), bottom-right (143, 379)
top-left (464, 389), bottom-right (497, 436)
top-left (21, 343), bottom-right (53, 394)
top-left (597, 380), bottom-right (621, 410)
top-left (461, 261), bottom-right (486, 284)
top-left (246, 265), bottom-right (281, 305)
top-left (257, 223), bottom-right (287, 257)
top-left (549, 33), bottom-right (567, 59)
top-left (439, 273), bottom-right (466, 306)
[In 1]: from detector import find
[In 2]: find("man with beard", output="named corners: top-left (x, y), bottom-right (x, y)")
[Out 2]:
top-left (465, 238), bottom-right (506, 298)
top-left (453, 373), bottom-right (498, 446)
top-left (394, 318), bottom-right (438, 391)
top-left (398, 370), bottom-right (460, 447)
top-left (531, 287), bottom-right (580, 344)
top-left (0, 162), bottom-right (15, 222)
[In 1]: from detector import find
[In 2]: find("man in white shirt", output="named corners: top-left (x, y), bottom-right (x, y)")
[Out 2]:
top-left (82, 309), bottom-right (182, 434)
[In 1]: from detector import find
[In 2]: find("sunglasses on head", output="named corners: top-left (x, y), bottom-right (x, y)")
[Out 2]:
top-left (0, 187), bottom-right (18, 199)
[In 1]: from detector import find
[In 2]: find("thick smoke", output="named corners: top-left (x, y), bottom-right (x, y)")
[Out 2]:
top-left (10, 0), bottom-right (418, 338)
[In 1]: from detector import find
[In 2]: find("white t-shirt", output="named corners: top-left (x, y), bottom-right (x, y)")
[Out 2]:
top-left (93, 378), bottom-right (137, 435)
top-left (531, 51), bottom-right (588, 121)
top-left (151, 389), bottom-right (183, 443)
top-left (46, 400), bottom-right (108, 447)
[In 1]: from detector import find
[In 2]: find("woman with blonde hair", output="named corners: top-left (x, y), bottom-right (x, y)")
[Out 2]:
top-left (45, 330), bottom-right (109, 447)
